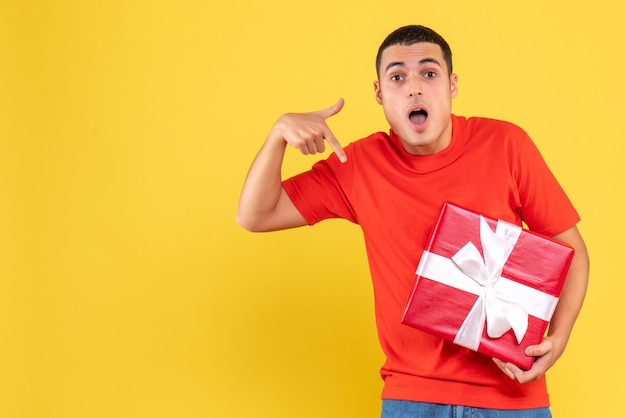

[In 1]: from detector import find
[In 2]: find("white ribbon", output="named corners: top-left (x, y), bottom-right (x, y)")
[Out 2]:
top-left (415, 216), bottom-right (560, 351)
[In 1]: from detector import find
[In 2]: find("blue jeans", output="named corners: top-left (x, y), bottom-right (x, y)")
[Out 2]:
top-left (381, 400), bottom-right (552, 418)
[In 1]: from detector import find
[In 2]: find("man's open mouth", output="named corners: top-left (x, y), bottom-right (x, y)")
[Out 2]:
top-left (409, 109), bottom-right (428, 126)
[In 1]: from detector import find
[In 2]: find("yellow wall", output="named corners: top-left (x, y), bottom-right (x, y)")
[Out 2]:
top-left (1, 1), bottom-right (624, 417)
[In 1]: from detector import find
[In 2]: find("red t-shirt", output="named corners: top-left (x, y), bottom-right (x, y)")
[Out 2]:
top-left (282, 115), bottom-right (580, 409)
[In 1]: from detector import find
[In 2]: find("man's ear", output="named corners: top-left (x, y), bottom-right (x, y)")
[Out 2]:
top-left (374, 80), bottom-right (383, 104)
top-left (450, 74), bottom-right (459, 99)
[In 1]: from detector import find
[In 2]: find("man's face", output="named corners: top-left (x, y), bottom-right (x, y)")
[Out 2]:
top-left (374, 42), bottom-right (458, 155)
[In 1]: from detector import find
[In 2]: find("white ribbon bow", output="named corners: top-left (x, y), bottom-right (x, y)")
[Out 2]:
top-left (450, 216), bottom-right (528, 350)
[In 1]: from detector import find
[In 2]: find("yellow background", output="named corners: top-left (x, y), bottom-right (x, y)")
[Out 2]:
top-left (1, 1), bottom-right (624, 417)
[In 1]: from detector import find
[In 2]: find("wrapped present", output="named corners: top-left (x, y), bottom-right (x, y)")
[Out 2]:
top-left (401, 202), bottom-right (574, 370)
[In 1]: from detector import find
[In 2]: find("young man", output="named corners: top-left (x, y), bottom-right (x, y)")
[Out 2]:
top-left (237, 25), bottom-right (589, 417)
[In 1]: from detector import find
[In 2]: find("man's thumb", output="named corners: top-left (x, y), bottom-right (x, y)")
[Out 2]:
top-left (321, 98), bottom-right (344, 119)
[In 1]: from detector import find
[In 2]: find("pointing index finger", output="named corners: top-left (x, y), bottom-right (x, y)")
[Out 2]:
top-left (321, 99), bottom-right (347, 163)
top-left (325, 129), bottom-right (347, 163)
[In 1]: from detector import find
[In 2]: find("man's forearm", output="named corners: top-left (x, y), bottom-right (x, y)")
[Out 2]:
top-left (236, 132), bottom-right (289, 231)
top-left (547, 226), bottom-right (589, 356)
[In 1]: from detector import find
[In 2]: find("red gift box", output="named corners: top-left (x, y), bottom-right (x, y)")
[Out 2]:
top-left (401, 202), bottom-right (574, 370)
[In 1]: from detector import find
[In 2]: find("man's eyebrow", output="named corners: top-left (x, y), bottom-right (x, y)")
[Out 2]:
top-left (385, 61), bottom-right (405, 73)
top-left (384, 58), bottom-right (443, 73)
top-left (419, 57), bottom-right (443, 68)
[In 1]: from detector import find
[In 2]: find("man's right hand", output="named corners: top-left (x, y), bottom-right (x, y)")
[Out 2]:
top-left (270, 98), bottom-right (347, 163)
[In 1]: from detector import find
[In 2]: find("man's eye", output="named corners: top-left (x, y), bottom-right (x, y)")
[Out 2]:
top-left (425, 71), bottom-right (437, 78)
top-left (391, 74), bottom-right (403, 81)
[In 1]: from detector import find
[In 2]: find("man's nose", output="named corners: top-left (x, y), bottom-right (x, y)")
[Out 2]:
top-left (408, 78), bottom-right (422, 97)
